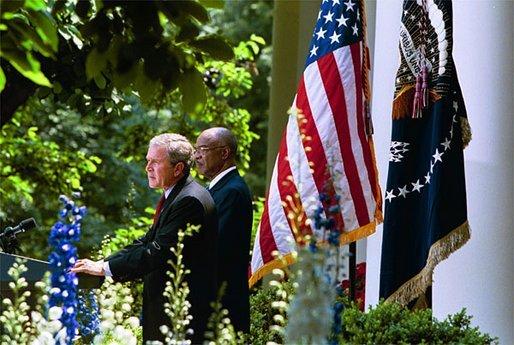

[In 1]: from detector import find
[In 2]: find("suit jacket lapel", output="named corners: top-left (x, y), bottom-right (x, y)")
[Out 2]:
top-left (151, 174), bottom-right (192, 233)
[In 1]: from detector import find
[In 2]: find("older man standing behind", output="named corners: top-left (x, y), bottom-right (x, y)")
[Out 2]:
top-left (72, 133), bottom-right (218, 344)
top-left (194, 127), bottom-right (253, 333)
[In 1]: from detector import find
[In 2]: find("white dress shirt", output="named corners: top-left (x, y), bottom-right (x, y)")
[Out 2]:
top-left (208, 166), bottom-right (237, 190)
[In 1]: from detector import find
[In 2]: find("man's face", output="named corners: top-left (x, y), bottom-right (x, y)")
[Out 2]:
top-left (194, 132), bottom-right (225, 180)
top-left (145, 145), bottom-right (174, 189)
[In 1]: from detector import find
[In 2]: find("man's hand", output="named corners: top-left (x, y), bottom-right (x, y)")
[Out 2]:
top-left (70, 259), bottom-right (105, 276)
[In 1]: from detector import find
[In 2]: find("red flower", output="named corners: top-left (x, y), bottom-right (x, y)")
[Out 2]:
top-left (340, 262), bottom-right (366, 311)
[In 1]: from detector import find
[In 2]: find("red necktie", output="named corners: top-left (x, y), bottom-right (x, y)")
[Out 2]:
top-left (153, 194), bottom-right (165, 225)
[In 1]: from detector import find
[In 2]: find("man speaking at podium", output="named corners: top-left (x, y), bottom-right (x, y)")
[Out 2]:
top-left (72, 133), bottom-right (218, 344)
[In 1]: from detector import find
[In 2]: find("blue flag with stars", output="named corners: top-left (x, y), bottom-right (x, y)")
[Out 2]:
top-left (379, 0), bottom-right (471, 307)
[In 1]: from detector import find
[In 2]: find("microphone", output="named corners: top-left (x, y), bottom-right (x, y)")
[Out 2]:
top-left (0, 218), bottom-right (38, 238)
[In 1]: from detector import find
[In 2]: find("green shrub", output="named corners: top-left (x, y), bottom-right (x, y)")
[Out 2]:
top-left (339, 301), bottom-right (498, 345)
top-left (249, 280), bottom-right (295, 345)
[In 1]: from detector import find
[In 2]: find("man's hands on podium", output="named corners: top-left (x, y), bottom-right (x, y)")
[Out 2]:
top-left (71, 259), bottom-right (105, 276)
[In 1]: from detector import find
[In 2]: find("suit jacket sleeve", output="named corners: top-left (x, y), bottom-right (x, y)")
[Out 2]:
top-left (107, 196), bottom-right (205, 282)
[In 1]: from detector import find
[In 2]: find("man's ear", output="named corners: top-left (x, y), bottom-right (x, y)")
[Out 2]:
top-left (221, 147), bottom-right (230, 160)
top-left (173, 162), bottom-right (185, 177)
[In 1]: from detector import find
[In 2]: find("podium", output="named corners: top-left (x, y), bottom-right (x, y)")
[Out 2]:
top-left (1, 252), bottom-right (102, 301)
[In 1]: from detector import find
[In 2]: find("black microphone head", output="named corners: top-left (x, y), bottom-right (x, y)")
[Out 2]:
top-left (20, 218), bottom-right (37, 230)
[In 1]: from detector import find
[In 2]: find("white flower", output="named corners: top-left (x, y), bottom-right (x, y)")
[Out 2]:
top-left (103, 309), bottom-right (114, 320)
top-left (31, 311), bottom-right (43, 323)
top-left (55, 327), bottom-right (68, 345)
top-left (285, 247), bottom-right (335, 344)
top-left (100, 320), bottom-right (114, 332)
top-left (121, 303), bottom-right (131, 312)
top-left (48, 306), bottom-right (63, 320)
top-left (31, 331), bottom-right (54, 345)
top-left (47, 320), bottom-right (63, 333)
top-left (126, 316), bottom-right (140, 329)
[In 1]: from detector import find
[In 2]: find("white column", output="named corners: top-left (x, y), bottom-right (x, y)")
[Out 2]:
top-left (366, 1), bottom-right (514, 343)
top-left (432, 1), bottom-right (513, 344)
top-left (365, 0), bottom-right (402, 308)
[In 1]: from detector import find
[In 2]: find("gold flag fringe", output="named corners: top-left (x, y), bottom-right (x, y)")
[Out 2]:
top-left (460, 117), bottom-right (472, 149)
top-left (392, 84), bottom-right (441, 120)
top-left (385, 220), bottom-right (471, 306)
top-left (340, 219), bottom-right (378, 245)
top-left (248, 252), bottom-right (296, 288)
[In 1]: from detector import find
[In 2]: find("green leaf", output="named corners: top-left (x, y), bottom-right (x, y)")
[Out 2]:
top-left (247, 41), bottom-right (260, 55)
top-left (189, 36), bottom-right (234, 61)
top-left (85, 48), bottom-right (107, 80)
top-left (180, 0), bottom-right (209, 23)
top-left (0, 66), bottom-right (5, 92)
top-left (26, 126), bottom-right (38, 139)
top-left (198, 0), bottom-right (224, 9)
top-left (24, 0), bottom-right (46, 11)
top-left (94, 73), bottom-right (106, 89)
top-left (82, 160), bottom-right (97, 173)
top-left (70, 178), bottom-right (81, 189)
top-left (178, 68), bottom-right (206, 114)
top-left (112, 66), bottom-right (137, 91)
top-left (176, 21), bottom-right (200, 42)
top-left (90, 155), bottom-right (102, 164)
top-left (52, 81), bottom-right (62, 93)
top-left (6, 51), bottom-right (51, 87)
top-left (134, 63), bottom-right (160, 103)
top-left (8, 17), bottom-right (55, 57)
top-left (26, 10), bottom-right (58, 51)
top-left (250, 34), bottom-right (266, 45)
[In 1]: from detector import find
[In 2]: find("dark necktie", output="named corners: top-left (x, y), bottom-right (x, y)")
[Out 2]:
top-left (153, 194), bottom-right (165, 225)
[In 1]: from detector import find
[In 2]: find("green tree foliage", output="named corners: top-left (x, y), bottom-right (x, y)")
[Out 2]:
top-left (209, 0), bottom-right (274, 196)
top-left (1, 0), bottom-right (234, 125)
top-left (0, 0), bottom-right (57, 90)
top-left (0, 112), bottom-right (101, 245)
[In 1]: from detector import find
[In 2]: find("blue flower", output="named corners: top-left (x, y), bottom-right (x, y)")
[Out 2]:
top-left (48, 195), bottom-right (86, 345)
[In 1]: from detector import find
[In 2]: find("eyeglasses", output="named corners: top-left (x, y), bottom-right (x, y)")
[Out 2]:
top-left (193, 146), bottom-right (226, 154)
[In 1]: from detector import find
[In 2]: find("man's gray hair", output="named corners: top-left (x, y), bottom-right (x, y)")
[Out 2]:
top-left (149, 133), bottom-right (194, 169)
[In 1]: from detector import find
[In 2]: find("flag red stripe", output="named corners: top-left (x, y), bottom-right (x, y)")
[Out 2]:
top-left (317, 52), bottom-right (370, 225)
top-left (258, 200), bottom-right (277, 264)
top-left (297, 76), bottom-right (346, 231)
top-left (350, 43), bottom-right (379, 203)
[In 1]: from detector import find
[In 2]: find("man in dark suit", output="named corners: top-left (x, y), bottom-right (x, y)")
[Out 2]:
top-left (194, 127), bottom-right (253, 333)
top-left (72, 133), bottom-right (218, 344)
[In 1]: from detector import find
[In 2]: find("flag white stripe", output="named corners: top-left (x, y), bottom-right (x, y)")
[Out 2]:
top-left (250, 222), bottom-right (263, 273)
top-left (334, 46), bottom-right (376, 222)
top-left (303, 58), bottom-right (360, 230)
top-left (286, 102), bottom-right (326, 239)
top-left (267, 157), bottom-right (296, 255)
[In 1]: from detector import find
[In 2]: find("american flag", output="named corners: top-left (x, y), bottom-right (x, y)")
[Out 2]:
top-left (249, 0), bottom-right (382, 287)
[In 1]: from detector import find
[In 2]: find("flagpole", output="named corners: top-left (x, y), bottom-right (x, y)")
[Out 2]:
top-left (349, 241), bottom-right (356, 301)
